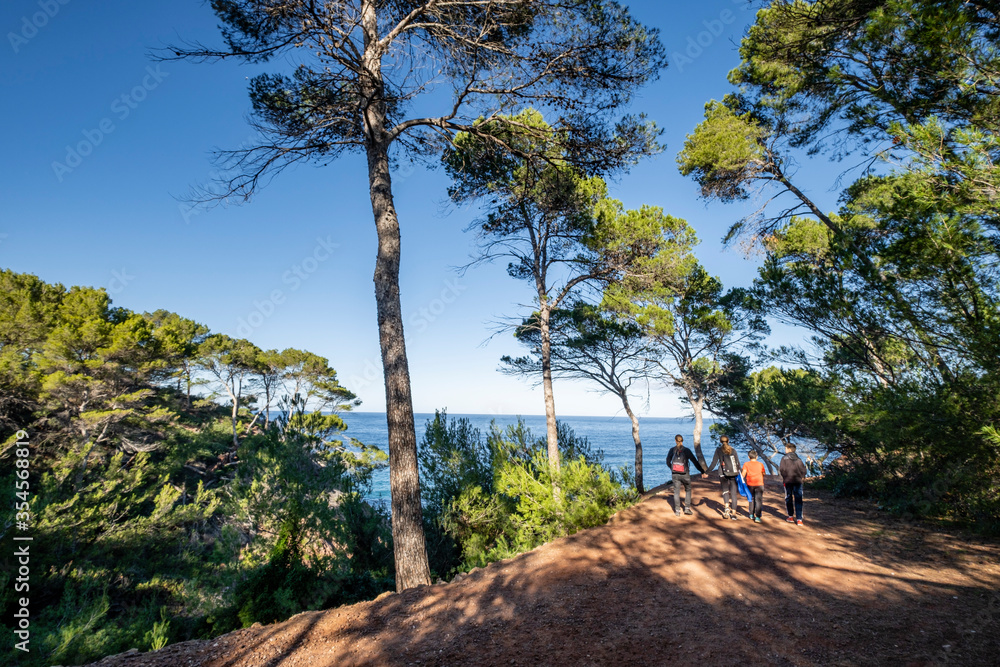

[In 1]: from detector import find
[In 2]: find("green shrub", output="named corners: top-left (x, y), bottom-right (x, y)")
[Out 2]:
top-left (420, 412), bottom-right (637, 573)
top-left (144, 608), bottom-right (171, 651)
top-left (761, 373), bottom-right (1000, 535)
top-left (418, 410), bottom-right (493, 517)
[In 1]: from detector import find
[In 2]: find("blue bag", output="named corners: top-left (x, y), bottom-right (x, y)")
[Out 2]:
top-left (735, 472), bottom-right (752, 503)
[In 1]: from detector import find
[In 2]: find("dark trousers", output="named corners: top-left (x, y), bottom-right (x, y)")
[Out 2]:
top-left (672, 473), bottom-right (692, 511)
top-left (785, 482), bottom-right (803, 520)
top-left (749, 485), bottom-right (764, 519)
top-left (720, 475), bottom-right (739, 511)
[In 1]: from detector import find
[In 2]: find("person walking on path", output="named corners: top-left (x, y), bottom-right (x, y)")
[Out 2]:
top-left (780, 442), bottom-right (809, 525)
top-left (741, 450), bottom-right (766, 523)
top-left (667, 435), bottom-right (707, 516)
top-left (708, 436), bottom-right (742, 520)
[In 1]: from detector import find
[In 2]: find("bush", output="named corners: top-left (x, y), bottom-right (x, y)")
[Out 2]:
top-left (418, 410), bottom-right (493, 517)
top-left (419, 412), bottom-right (637, 573)
top-left (226, 504), bottom-right (394, 628)
top-left (736, 371), bottom-right (1000, 535)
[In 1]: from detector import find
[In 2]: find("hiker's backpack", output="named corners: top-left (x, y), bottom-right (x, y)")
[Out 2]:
top-left (721, 451), bottom-right (740, 477)
top-left (669, 447), bottom-right (687, 473)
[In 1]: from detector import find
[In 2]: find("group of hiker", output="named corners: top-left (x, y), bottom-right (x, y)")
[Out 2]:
top-left (665, 434), bottom-right (808, 525)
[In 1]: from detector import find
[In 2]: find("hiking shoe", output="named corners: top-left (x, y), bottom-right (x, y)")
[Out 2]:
top-left (675, 510), bottom-right (682, 517)
top-left (730, 513), bottom-right (738, 520)
top-left (797, 519), bottom-right (804, 526)
top-left (786, 516), bottom-right (796, 523)
top-left (684, 508), bottom-right (693, 515)
top-left (722, 509), bottom-right (731, 519)
top-left (753, 516), bottom-right (761, 523)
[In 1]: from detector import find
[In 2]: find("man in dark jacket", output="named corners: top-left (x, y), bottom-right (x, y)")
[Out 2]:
top-left (667, 435), bottom-right (707, 516)
top-left (779, 442), bottom-right (809, 525)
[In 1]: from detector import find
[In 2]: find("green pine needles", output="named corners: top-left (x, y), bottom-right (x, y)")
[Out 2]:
top-left (419, 411), bottom-right (637, 575)
top-left (0, 269), bottom-right (389, 666)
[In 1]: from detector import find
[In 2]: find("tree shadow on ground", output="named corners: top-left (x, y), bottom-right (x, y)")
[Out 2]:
top-left (89, 476), bottom-right (1000, 667)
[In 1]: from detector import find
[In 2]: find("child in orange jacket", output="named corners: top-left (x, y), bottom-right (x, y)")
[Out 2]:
top-left (742, 451), bottom-right (767, 523)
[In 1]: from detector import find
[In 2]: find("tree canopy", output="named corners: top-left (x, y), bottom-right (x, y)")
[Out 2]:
top-left (0, 269), bottom-right (385, 665)
top-left (678, 0), bottom-right (1000, 531)
top-left (167, 0), bottom-right (668, 591)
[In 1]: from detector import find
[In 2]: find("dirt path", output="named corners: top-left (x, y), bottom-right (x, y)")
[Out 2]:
top-left (88, 476), bottom-right (1000, 666)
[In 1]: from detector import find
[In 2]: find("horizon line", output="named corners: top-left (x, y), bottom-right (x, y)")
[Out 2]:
top-left (346, 411), bottom-right (707, 420)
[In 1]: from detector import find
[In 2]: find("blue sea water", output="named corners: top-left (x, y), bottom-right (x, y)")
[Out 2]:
top-left (340, 411), bottom-right (721, 504)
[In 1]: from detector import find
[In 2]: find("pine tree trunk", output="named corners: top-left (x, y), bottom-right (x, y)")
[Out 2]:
top-left (775, 167), bottom-right (954, 382)
top-left (360, 10), bottom-right (431, 585)
top-left (539, 306), bottom-right (561, 482)
top-left (367, 140), bottom-right (432, 591)
top-left (264, 387), bottom-right (271, 429)
top-left (367, 158), bottom-right (425, 553)
top-left (230, 378), bottom-right (240, 448)
top-left (689, 392), bottom-right (708, 469)
top-left (621, 396), bottom-right (643, 494)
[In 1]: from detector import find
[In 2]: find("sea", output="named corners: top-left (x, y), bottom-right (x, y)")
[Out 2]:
top-left (340, 411), bottom-right (722, 504)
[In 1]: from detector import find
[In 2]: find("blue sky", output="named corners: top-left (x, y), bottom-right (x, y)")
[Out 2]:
top-left (1, 0), bottom-right (838, 418)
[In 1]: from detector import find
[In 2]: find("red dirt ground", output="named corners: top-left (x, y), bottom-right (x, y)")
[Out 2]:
top-left (85, 476), bottom-right (1000, 666)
